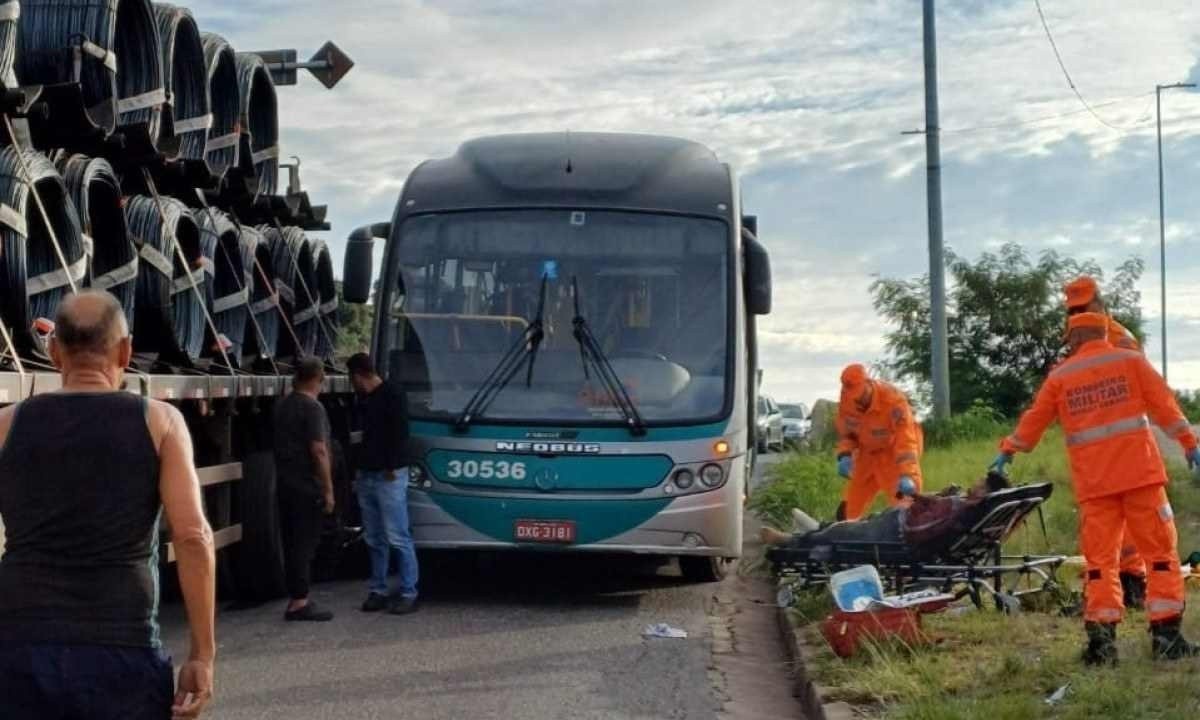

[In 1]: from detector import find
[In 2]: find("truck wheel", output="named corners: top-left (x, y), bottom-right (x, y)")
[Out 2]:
top-left (230, 451), bottom-right (287, 602)
top-left (679, 556), bottom-right (734, 583)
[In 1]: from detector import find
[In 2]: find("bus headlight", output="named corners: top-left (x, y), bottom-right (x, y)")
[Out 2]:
top-left (700, 463), bottom-right (724, 488)
top-left (673, 468), bottom-right (695, 490)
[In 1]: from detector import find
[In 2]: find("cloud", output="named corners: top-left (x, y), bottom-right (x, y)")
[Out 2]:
top-left (182, 0), bottom-right (1200, 405)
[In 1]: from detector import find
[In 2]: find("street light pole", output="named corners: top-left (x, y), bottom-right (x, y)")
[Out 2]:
top-left (1156, 81), bottom-right (1194, 383)
top-left (923, 0), bottom-right (950, 419)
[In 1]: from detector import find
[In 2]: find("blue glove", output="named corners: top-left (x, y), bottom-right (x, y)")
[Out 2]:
top-left (989, 453), bottom-right (1013, 474)
top-left (1187, 448), bottom-right (1200, 471)
top-left (837, 454), bottom-right (853, 479)
top-left (896, 476), bottom-right (917, 498)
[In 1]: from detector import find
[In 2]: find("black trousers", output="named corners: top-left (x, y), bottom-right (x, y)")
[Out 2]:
top-left (278, 489), bottom-right (323, 600)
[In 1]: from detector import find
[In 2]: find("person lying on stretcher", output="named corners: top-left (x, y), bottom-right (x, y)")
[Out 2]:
top-left (760, 471), bottom-right (1012, 550)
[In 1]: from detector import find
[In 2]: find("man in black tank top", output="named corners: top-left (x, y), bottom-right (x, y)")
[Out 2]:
top-left (0, 292), bottom-right (217, 719)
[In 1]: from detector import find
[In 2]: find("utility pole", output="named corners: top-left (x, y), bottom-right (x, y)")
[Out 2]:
top-left (1155, 81), bottom-right (1194, 383)
top-left (923, 0), bottom-right (950, 418)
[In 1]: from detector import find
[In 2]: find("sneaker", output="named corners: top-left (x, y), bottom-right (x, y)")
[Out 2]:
top-left (361, 592), bottom-right (389, 613)
top-left (285, 601), bottom-right (334, 622)
top-left (387, 597), bottom-right (419, 615)
top-left (1081, 621), bottom-right (1118, 666)
top-left (1151, 617), bottom-right (1200, 660)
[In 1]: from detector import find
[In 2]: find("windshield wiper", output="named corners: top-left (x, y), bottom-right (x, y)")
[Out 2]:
top-left (571, 277), bottom-right (646, 436)
top-left (454, 275), bottom-right (548, 433)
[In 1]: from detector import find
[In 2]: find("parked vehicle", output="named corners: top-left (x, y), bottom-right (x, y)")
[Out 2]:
top-left (779, 402), bottom-right (810, 446)
top-left (756, 395), bottom-right (784, 453)
top-left (342, 132), bottom-right (773, 583)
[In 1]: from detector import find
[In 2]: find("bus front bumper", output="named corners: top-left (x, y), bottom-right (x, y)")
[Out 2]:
top-left (407, 488), bottom-right (742, 558)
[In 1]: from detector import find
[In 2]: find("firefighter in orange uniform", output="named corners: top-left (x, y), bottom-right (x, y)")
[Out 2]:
top-left (993, 312), bottom-right (1200, 664)
top-left (1064, 276), bottom-right (1147, 609)
top-left (834, 364), bottom-right (923, 521)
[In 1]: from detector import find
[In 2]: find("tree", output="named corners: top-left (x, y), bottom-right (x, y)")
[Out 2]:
top-left (871, 243), bottom-right (1144, 418)
top-left (334, 281), bottom-right (374, 359)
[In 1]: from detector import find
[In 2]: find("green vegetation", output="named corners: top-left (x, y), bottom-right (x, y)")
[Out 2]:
top-left (334, 281), bottom-right (375, 360)
top-left (758, 433), bottom-right (1200, 718)
top-left (871, 243), bottom-right (1144, 417)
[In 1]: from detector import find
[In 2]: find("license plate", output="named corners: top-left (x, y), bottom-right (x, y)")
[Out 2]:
top-left (514, 519), bottom-right (576, 544)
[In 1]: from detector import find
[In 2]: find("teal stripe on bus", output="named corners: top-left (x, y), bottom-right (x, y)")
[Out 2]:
top-left (430, 493), bottom-right (673, 545)
top-left (410, 420), bottom-right (731, 442)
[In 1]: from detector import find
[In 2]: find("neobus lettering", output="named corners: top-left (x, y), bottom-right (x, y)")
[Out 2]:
top-left (496, 441), bottom-right (602, 454)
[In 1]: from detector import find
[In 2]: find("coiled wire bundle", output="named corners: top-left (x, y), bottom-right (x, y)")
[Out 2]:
top-left (235, 52), bottom-right (278, 198)
top-left (239, 223), bottom-right (277, 360)
top-left (0, 0), bottom-right (19, 87)
top-left (57, 153), bottom-right (136, 327)
top-left (310, 238), bottom-right (337, 359)
top-left (153, 3), bottom-right (208, 162)
top-left (263, 224), bottom-right (316, 359)
top-left (17, 0), bottom-right (165, 139)
top-left (125, 194), bottom-right (205, 365)
top-left (0, 147), bottom-right (86, 354)
top-left (197, 207), bottom-right (253, 359)
top-left (200, 32), bottom-right (238, 178)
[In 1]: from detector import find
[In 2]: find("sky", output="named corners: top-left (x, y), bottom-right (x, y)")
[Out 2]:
top-left (188, 0), bottom-right (1200, 408)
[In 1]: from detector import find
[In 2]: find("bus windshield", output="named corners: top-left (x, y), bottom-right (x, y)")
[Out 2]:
top-left (383, 210), bottom-right (730, 425)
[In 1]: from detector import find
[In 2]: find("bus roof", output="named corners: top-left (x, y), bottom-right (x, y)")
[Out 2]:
top-left (398, 132), bottom-right (734, 218)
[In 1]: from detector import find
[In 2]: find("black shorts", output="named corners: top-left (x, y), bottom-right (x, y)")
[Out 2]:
top-left (0, 644), bottom-right (173, 720)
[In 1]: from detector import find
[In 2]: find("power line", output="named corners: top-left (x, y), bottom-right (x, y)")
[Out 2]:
top-left (1032, 0), bottom-right (1148, 132)
top-left (939, 90), bottom-right (1154, 135)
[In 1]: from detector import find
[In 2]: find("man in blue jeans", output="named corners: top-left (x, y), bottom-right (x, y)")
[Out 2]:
top-left (348, 353), bottom-right (419, 614)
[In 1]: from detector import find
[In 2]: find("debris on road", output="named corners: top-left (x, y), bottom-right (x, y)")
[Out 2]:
top-left (1045, 683), bottom-right (1070, 706)
top-left (643, 623), bottom-right (688, 639)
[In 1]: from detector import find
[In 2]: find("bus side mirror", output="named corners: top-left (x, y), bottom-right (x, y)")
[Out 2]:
top-left (343, 222), bottom-right (391, 303)
top-left (744, 229), bottom-right (772, 315)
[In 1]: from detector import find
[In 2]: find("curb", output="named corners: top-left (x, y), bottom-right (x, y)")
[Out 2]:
top-left (776, 603), bottom-right (857, 720)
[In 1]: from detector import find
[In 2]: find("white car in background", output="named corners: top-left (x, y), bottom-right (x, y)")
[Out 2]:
top-left (779, 402), bottom-right (810, 447)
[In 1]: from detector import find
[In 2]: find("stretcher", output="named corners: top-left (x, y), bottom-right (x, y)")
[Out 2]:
top-left (767, 483), bottom-right (1067, 611)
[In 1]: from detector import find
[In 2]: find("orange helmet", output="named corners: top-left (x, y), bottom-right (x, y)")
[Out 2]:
top-left (1067, 311), bottom-right (1107, 332)
top-left (1064, 276), bottom-right (1100, 310)
top-left (840, 364), bottom-right (869, 394)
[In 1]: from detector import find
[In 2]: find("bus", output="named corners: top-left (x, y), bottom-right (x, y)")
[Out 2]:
top-left (342, 132), bottom-right (772, 581)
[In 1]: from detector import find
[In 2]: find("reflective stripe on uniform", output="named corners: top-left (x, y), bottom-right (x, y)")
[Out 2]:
top-left (1050, 349), bottom-right (1141, 380)
top-left (1005, 434), bottom-right (1030, 451)
top-left (1065, 415), bottom-right (1149, 447)
top-left (1165, 420), bottom-right (1191, 436)
top-left (1147, 599), bottom-right (1185, 615)
top-left (1089, 608), bottom-right (1123, 622)
top-left (895, 452), bottom-right (918, 465)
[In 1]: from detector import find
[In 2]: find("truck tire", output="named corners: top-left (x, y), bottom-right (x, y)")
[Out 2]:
top-left (679, 556), bottom-right (734, 583)
top-left (229, 451), bottom-right (287, 602)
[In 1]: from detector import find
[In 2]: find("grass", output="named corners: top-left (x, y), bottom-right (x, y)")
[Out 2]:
top-left (756, 427), bottom-right (1200, 719)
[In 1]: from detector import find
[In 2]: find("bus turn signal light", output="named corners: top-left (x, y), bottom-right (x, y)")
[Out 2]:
top-left (714, 440), bottom-right (730, 456)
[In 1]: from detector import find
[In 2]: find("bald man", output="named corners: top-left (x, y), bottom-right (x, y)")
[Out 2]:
top-left (0, 291), bottom-right (216, 720)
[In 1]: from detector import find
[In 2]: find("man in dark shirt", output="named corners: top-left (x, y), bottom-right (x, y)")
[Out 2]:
top-left (273, 357), bottom-right (335, 622)
top-left (347, 353), bottom-right (419, 614)
top-left (0, 291), bottom-right (215, 719)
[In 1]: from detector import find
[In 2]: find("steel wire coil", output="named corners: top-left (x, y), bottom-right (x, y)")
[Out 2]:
top-left (153, 3), bottom-right (207, 162)
top-left (235, 52), bottom-right (278, 198)
top-left (197, 207), bottom-right (253, 358)
top-left (0, 147), bottom-right (86, 354)
top-left (309, 238), bottom-right (337, 359)
top-left (0, 1), bottom-right (19, 87)
top-left (17, 0), bottom-right (165, 139)
top-left (262, 224), bottom-right (316, 358)
top-left (199, 32), bottom-right (238, 178)
top-left (125, 194), bottom-right (204, 364)
top-left (56, 153), bottom-right (135, 327)
top-left (239, 223), bottom-right (277, 360)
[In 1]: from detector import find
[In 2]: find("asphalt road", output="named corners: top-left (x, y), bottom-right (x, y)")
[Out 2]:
top-left (161, 453), bottom-right (795, 720)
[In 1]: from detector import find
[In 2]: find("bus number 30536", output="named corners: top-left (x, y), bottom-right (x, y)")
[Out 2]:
top-left (446, 459), bottom-right (528, 480)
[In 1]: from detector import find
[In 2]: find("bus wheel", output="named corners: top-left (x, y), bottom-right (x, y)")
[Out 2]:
top-left (679, 556), bottom-right (735, 583)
